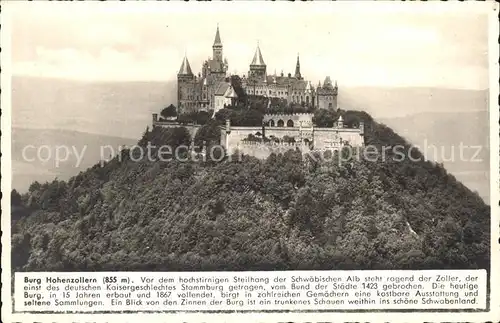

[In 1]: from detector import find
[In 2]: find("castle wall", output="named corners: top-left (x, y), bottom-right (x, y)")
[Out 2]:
top-left (233, 141), bottom-right (309, 159)
top-left (314, 128), bottom-right (364, 150)
top-left (152, 122), bottom-right (202, 139)
top-left (223, 126), bottom-right (262, 152)
top-left (221, 123), bottom-right (364, 156)
top-left (263, 113), bottom-right (313, 128)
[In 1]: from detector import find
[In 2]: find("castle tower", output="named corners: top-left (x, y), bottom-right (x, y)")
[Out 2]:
top-left (177, 55), bottom-right (195, 113)
top-left (178, 55), bottom-right (193, 78)
top-left (213, 25), bottom-right (223, 62)
top-left (294, 54), bottom-right (302, 80)
top-left (316, 76), bottom-right (338, 110)
top-left (249, 42), bottom-right (267, 82)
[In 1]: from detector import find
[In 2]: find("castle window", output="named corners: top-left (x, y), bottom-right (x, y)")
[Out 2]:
top-left (277, 119), bottom-right (285, 127)
top-left (306, 96), bottom-right (309, 104)
top-left (269, 120), bottom-right (275, 127)
top-left (287, 120), bottom-right (294, 127)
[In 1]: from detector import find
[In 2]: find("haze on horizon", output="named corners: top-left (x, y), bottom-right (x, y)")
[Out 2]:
top-left (8, 2), bottom-right (489, 90)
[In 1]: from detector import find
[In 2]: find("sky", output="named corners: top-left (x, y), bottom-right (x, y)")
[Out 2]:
top-left (7, 1), bottom-right (493, 89)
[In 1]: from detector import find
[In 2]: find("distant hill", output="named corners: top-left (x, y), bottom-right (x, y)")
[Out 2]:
top-left (12, 76), bottom-right (177, 139)
top-left (13, 76), bottom-right (489, 136)
top-left (378, 110), bottom-right (490, 203)
top-left (11, 76), bottom-right (490, 200)
top-left (12, 127), bottom-right (137, 192)
top-left (339, 86), bottom-right (489, 118)
top-left (11, 114), bottom-right (490, 272)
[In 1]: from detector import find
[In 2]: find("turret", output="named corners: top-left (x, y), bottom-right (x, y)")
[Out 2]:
top-left (213, 24), bottom-right (223, 62)
top-left (337, 115), bottom-right (344, 128)
top-left (178, 56), bottom-right (193, 80)
top-left (249, 42), bottom-right (267, 81)
top-left (294, 54), bottom-right (302, 80)
top-left (323, 76), bottom-right (333, 89)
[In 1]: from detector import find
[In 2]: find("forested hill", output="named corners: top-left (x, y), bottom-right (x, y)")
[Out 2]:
top-left (11, 111), bottom-right (490, 272)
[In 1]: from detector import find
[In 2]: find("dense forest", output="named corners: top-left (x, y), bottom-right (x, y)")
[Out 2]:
top-left (11, 110), bottom-right (490, 272)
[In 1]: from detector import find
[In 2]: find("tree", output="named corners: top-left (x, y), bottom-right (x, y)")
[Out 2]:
top-left (194, 121), bottom-right (221, 149)
top-left (195, 111), bottom-right (211, 125)
top-left (313, 108), bottom-right (338, 127)
top-left (160, 104), bottom-right (177, 119)
top-left (11, 189), bottom-right (22, 206)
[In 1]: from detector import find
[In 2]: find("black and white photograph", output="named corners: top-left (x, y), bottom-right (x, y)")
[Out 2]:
top-left (1, 1), bottom-right (499, 320)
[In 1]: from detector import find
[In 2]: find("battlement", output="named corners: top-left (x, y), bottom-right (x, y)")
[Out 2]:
top-left (239, 140), bottom-right (310, 148)
top-left (263, 113), bottom-right (314, 118)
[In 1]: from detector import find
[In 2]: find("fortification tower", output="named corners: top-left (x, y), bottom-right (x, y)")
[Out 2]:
top-left (249, 43), bottom-right (267, 82)
top-left (177, 55), bottom-right (196, 113)
top-left (213, 25), bottom-right (223, 62)
top-left (316, 76), bottom-right (338, 110)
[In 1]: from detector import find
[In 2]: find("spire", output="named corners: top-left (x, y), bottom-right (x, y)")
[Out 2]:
top-left (178, 55), bottom-right (193, 75)
top-left (305, 81), bottom-right (311, 92)
top-left (323, 76), bottom-right (333, 89)
top-left (251, 43), bottom-right (266, 66)
top-left (213, 24), bottom-right (222, 47)
top-left (294, 53), bottom-right (301, 79)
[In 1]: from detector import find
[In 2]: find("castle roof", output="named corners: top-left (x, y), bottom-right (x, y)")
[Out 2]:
top-left (207, 58), bottom-right (225, 73)
top-left (251, 44), bottom-right (266, 66)
top-left (225, 85), bottom-right (238, 98)
top-left (213, 25), bottom-right (222, 47)
top-left (305, 81), bottom-right (312, 91)
top-left (323, 76), bottom-right (333, 89)
top-left (178, 56), bottom-right (193, 75)
top-left (245, 75), bottom-right (311, 89)
top-left (288, 79), bottom-right (309, 90)
top-left (214, 82), bottom-right (231, 96)
top-left (295, 54), bottom-right (301, 78)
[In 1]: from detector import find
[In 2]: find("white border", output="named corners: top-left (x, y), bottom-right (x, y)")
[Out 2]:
top-left (1, 1), bottom-right (499, 322)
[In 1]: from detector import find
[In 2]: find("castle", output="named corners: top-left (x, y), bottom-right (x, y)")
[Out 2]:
top-left (177, 26), bottom-right (338, 114)
top-left (153, 25), bottom-right (364, 158)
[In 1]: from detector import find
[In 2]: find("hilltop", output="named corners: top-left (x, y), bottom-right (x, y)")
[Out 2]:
top-left (11, 111), bottom-right (490, 272)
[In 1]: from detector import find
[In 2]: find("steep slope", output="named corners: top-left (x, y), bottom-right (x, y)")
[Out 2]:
top-left (11, 114), bottom-right (490, 272)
